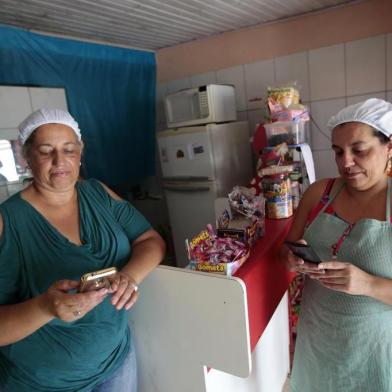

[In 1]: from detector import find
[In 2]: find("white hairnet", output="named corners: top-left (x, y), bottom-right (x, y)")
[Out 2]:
top-left (327, 98), bottom-right (392, 137)
top-left (18, 108), bottom-right (82, 145)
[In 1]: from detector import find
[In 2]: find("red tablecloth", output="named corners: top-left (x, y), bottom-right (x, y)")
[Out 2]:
top-left (235, 218), bottom-right (294, 351)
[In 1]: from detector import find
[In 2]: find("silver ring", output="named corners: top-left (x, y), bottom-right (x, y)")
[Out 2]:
top-left (73, 310), bottom-right (82, 317)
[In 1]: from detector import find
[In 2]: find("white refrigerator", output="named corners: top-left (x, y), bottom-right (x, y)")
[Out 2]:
top-left (157, 121), bottom-right (253, 267)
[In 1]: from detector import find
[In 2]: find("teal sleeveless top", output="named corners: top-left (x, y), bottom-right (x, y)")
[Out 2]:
top-left (291, 178), bottom-right (392, 392)
top-left (0, 179), bottom-right (151, 391)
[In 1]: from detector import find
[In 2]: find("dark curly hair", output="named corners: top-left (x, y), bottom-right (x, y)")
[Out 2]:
top-left (372, 129), bottom-right (390, 145)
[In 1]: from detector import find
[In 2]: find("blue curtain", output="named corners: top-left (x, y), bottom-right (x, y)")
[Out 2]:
top-left (0, 24), bottom-right (156, 187)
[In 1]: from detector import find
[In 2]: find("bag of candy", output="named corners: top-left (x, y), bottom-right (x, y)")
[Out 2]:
top-left (186, 225), bottom-right (249, 275)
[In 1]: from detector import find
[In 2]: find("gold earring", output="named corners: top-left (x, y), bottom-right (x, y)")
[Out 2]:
top-left (387, 157), bottom-right (392, 175)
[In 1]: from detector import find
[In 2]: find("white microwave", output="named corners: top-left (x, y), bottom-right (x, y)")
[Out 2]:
top-left (164, 84), bottom-right (237, 128)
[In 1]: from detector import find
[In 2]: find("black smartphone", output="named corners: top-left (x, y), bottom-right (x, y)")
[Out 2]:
top-left (285, 241), bottom-right (322, 264)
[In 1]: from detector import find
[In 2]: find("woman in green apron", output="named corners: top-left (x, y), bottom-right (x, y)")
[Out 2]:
top-left (280, 98), bottom-right (392, 392)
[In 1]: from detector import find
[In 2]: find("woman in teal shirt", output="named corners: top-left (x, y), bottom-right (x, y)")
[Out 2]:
top-left (0, 108), bottom-right (166, 391)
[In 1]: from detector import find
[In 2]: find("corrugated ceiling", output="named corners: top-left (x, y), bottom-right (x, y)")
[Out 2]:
top-left (0, 0), bottom-right (359, 50)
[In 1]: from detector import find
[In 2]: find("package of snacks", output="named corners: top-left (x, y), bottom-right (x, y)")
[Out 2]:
top-left (217, 217), bottom-right (260, 247)
top-left (271, 106), bottom-right (309, 123)
top-left (186, 225), bottom-right (249, 275)
top-left (228, 186), bottom-right (264, 220)
top-left (265, 81), bottom-right (308, 124)
top-left (267, 85), bottom-right (300, 111)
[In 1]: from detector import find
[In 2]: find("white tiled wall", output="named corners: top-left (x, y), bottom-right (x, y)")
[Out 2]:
top-left (313, 150), bottom-right (339, 180)
top-left (310, 98), bottom-right (346, 150)
top-left (387, 34), bottom-right (392, 91)
top-left (309, 44), bottom-right (346, 102)
top-left (247, 109), bottom-right (264, 138)
top-left (237, 110), bottom-right (248, 123)
top-left (346, 35), bottom-right (386, 96)
top-left (190, 71), bottom-right (217, 88)
top-left (216, 65), bottom-right (247, 111)
top-left (346, 91), bottom-right (386, 106)
top-left (275, 51), bottom-right (310, 103)
top-left (244, 59), bottom-right (275, 110)
top-left (166, 77), bottom-right (191, 94)
top-left (157, 33), bottom-right (392, 181)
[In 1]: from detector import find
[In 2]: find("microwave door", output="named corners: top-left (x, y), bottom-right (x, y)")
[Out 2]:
top-left (165, 89), bottom-right (201, 125)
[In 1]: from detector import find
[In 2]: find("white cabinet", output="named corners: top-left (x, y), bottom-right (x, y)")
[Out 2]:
top-left (0, 85), bottom-right (68, 140)
top-left (128, 266), bottom-right (251, 392)
top-left (0, 86), bottom-right (32, 140)
top-left (29, 87), bottom-right (68, 112)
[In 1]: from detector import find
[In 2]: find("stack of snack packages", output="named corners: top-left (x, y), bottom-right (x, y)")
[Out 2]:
top-left (218, 185), bottom-right (265, 242)
top-left (261, 84), bottom-right (310, 358)
top-left (249, 82), bottom-right (310, 219)
top-left (265, 83), bottom-right (309, 125)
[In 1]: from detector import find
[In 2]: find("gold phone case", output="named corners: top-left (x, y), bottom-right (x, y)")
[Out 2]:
top-left (79, 267), bottom-right (117, 292)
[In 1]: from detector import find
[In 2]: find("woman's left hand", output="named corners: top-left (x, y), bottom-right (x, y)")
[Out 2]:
top-left (109, 272), bottom-right (139, 310)
top-left (309, 261), bottom-right (373, 296)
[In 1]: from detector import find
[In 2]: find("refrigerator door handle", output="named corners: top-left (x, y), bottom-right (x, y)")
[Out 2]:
top-left (163, 184), bottom-right (211, 192)
top-left (162, 176), bottom-right (211, 182)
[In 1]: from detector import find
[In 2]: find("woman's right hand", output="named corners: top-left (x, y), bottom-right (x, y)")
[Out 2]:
top-left (42, 280), bottom-right (109, 322)
top-left (281, 243), bottom-right (306, 272)
top-left (280, 240), bottom-right (324, 276)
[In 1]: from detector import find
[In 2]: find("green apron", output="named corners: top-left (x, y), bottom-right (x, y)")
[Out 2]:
top-left (291, 178), bottom-right (392, 392)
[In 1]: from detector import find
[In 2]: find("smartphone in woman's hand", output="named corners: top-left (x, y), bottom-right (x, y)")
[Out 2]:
top-left (79, 267), bottom-right (117, 292)
top-left (285, 241), bottom-right (322, 264)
